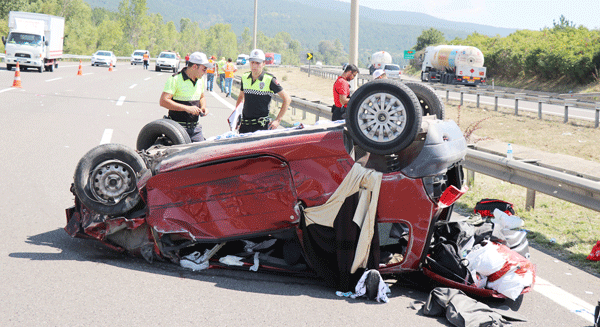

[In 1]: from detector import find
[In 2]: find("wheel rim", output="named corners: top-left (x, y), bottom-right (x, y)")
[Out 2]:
top-left (90, 160), bottom-right (137, 205)
top-left (357, 92), bottom-right (408, 143)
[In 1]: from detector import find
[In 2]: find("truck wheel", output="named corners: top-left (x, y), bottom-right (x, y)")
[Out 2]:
top-left (74, 144), bottom-right (148, 216)
top-left (345, 79), bottom-right (422, 155)
top-left (136, 118), bottom-right (191, 151)
top-left (49, 64), bottom-right (54, 72)
top-left (402, 81), bottom-right (445, 120)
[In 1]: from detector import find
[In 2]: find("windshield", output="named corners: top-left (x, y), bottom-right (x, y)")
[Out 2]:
top-left (159, 53), bottom-right (176, 59)
top-left (7, 33), bottom-right (42, 46)
top-left (133, 51), bottom-right (145, 56)
top-left (385, 65), bottom-right (400, 71)
top-left (96, 51), bottom-right (112, 56)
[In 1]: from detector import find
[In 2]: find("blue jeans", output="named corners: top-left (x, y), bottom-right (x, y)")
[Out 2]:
top-left (219, 73), bottom-right (225, 92)
top-left (225, 77), bottom-right (233, 96)
top-left (206, 74), bottom-right (214, 91)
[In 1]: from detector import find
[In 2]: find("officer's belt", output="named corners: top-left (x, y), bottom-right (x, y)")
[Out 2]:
top-left (167, 116), bottom-right (197, 128)
top-left (240, 117), bottom-right (270, 127)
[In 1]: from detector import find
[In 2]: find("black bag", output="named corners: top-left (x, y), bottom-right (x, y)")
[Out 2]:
top-left (474, 198), bottom-right (516, 218)
top-left (428, 240), bottom-right (473, 284)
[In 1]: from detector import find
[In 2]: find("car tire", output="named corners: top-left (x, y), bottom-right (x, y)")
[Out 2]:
top-left (7, 64), bottom-right (13, 71)
top-left (402, 81), bottom-right (445, 120)
top-left (38, 66), bottom-right (43, 73)
top-left (136, 118), bottom-right (192, 151)
top-left (345, 79), bottom-right (422, 155)
top-left (155, 66), bottom-right (159, 72)
top-left (49, 64), bottom-right (54, 72)
top-left (74, 144), bottom-right (148, 216)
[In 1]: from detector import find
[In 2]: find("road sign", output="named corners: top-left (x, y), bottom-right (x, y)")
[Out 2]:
top-left (404, 50), bottom-right (415, 59)
top-left (307, 52), bottom-right (313, 61)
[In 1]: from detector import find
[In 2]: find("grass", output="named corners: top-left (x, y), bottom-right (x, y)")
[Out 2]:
top-left (239, 66), bottom-right (600, 275)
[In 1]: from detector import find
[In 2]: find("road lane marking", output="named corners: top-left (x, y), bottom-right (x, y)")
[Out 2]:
top-left (534, 276), bottom-right (595, 323)
top-left (0, 88), bottom-right (16, 93)
top-left (82, 73), bottom-right (93, 76)
top-left (144, 77), bottom-right (151, 81)
top-left (129, 84), bottom-right (137, 89)
top-left (45, 77), bottom-right (62, 82)
top-left (116, 96), bottom-right (126, 106)
top-left (210, 91), bottom-right (235, 110)
top-left (100, 129), bottom-right (113, 144)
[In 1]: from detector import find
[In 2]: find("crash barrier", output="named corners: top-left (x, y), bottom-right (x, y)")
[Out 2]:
top-left (251, 83), bottom-right (600, 213)
top-left (301, 66), bottom-right (600, 128)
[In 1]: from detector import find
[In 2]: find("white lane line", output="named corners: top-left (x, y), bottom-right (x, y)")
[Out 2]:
top-left (0, 88), bottom-right (16, 93)
top-left (116, 96), bottom-right (126, 106)
top-left (157, 73), bottom-right (164, 76)
top-left (129, 84), bottom-right (137, 89)
top-left (82, 72), bottom-right (93, 76)
top-left (100, 129), bottom-right (113, 144)
top-left (534, 276), bottom-right (596, 323)
top-left (210, 91), bottom-right (235, 110)
top-left (45, 77), bottom-right (62, 82)
top-left (144, 77), bottom-right (151, 81)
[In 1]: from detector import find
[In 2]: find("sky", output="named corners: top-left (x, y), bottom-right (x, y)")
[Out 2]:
top-left (338, 0), bottom-right (599, 31)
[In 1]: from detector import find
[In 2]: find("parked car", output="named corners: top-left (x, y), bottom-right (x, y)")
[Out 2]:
top-left (383, 64), bottom-right (402, 79)
top-left (64, 80), bottom-right (532, 298)
top-left (155, 51), bottom-right (180, 72)
top-left (130, 50), bottom-right (147, 65)
top-left (91, 50), bottom-right (116, 67)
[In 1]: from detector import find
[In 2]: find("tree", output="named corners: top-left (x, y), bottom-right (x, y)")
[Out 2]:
top-left (414, 28), bottom-right (445, 51)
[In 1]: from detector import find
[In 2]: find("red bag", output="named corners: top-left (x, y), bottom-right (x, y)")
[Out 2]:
top-left (587, 241), bottom-right (600, 261)
top-left (474, 198), bottom-right (515, 218)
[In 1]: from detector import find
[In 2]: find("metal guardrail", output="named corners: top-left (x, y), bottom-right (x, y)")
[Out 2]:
top-left (260, 86), bottom-right (600, 212)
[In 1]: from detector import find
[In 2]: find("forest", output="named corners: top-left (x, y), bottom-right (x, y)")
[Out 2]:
top-left (2, 0), bottom-right (600, 86)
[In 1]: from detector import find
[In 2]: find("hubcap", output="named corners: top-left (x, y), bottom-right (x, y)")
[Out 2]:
top-left (90, 160), bottom-right (136, 205)
top-left (357, 92), bottom-right (407, 143)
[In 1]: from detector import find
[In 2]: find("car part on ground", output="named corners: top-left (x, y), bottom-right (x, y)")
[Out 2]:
top-left (136, 119), bottom-right (191, 151)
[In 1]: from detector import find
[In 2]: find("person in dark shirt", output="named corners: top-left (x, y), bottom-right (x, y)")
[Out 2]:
top-left (234, 49), bottom-right (291, 133)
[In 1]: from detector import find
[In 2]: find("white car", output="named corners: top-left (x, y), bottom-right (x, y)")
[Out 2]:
top-left (91, 50), bottom-right (117, 67)
top-left (383, 64), bottom-right (401, 79)
top-left (155, 52), bottom-right (180, 73)
top-left (131, 50), bottom-right (147, 65)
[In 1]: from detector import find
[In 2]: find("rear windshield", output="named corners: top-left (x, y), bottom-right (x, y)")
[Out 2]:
top-left (385, 65), bottom-right (400, 70)
top-left (159, 53), bottom-right (176, 59)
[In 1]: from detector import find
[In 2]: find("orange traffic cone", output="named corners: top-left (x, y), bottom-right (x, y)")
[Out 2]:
top-left (77, 60), bottom-right (83, 76)
top-left (108, 62), bottom-right (113, 72)
top-left (12, 62), bottom-right (22, 88)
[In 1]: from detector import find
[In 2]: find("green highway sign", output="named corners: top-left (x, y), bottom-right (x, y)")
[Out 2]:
top-left (404, 50), bottom-right (415, 59)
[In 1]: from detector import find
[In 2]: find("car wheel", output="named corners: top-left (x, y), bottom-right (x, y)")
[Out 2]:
top-left (345, 79), bottom-right (422, 155)
top-left (155, 66), bottom-right (159, 72)
top-left (402, 81), bottom-right (445, 120)
top-left (7, 64), bottom-right (13, 71)
top-left (38, 66), bottom-right (43, 73)
top-left (74, 144), bottom-right (148, 216)
top-left (136, 118), bottom-right (192, 151)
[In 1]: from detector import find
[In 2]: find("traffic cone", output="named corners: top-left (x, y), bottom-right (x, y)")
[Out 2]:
top-left (108, 62), bottom-right (113, 72)
top-left (12, 62), bottom-right (22, 88)
top-left (77, 60), bottom-right (83, 76)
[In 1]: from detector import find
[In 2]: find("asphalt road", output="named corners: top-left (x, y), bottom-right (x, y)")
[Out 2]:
top-left (0, 62), bottom-right (597, 326)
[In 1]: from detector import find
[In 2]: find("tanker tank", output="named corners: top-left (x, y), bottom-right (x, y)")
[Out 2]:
top-left (421, 45), bottom-right (487, 86)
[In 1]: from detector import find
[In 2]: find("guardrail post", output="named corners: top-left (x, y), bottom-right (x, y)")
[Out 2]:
top-left (476, 92), bottom-right (481, 108)
top-left (526, 188), bottom-right (536, 210)
top-left (514, 93), bottom-right (525, 116)
top-left (494, 91), bottom-right (504, 111)
top-left (460, 89), bottom-right (464, 106)
top-left (537, 96), bottom-right (548, 119)
top-left (446, 89), bottom-right (449, 103)
top-left (596, 103), bottom-right (600, 128)
top-left (466, 169), bottom-right (475, 187)
top-left (564, 99), bottom-right (576, 123)
top-left (302, 109), bottom-right (306, 120)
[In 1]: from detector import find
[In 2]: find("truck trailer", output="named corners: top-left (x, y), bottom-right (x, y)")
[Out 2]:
top-left (2, 11), bottom-right (64, 73)
top-left (368, 51), bottom-right (392, 74)
top-left (421, 45), bottom-right (486, 86)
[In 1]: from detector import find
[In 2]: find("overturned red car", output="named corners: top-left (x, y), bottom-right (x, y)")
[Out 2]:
top-left (66, 80), bottom-right (526, 297)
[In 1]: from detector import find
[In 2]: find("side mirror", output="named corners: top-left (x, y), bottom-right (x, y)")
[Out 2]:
top-left (2, 36), bottom-right (5, 45)
top-left (45, 40), bottom-right (49, 46)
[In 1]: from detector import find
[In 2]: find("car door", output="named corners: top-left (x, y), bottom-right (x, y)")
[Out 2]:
top-left (145, 156), bottom-right (299, 241)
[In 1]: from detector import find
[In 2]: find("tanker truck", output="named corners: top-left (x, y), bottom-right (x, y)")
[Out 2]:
top-left (368, 51), bottom-right (392, 74)
top-left (421, 45), bottom-right (486, 86)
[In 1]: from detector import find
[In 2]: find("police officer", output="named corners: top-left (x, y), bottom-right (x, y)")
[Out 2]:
top-left (235, 49), bottom-right (291, 133)
top-left (159, 52), bottom-right (214, 142)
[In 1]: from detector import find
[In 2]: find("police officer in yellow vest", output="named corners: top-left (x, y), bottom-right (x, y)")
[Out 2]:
top-left (235, 49), bottom-right (291, 133)
top-left (159, 52), bottom-right (214, 142)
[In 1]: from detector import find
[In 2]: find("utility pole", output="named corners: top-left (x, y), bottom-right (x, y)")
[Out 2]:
top-left (253, 0), bottom-right (258, 49)
top-left (349, 0), bottom-right (359, 90)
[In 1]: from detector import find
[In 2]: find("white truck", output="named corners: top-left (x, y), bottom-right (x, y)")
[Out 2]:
top-left (421, 45), bottom-right (486, 86)
top-left (2, 11), bottom-right (64, 73)
top-left (368, 51), bottom-right (392, 74)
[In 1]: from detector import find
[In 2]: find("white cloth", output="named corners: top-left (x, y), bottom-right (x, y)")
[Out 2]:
top-left (303, 163), bottom-right (383, 273)
top-left (353, 270), bottom-right (391, 303)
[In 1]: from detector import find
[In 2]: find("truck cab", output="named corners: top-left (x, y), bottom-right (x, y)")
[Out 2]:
top-left (2, 11), bottom-right (64, 73)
